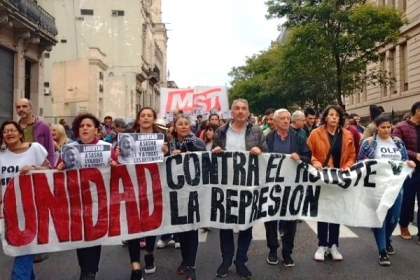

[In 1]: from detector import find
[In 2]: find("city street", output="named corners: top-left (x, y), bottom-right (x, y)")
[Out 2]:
top-left (1, 220), bottom-right (420, 280)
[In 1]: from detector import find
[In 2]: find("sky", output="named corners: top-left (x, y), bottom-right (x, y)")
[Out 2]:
top-left (161, 0), bottom-right (282, 88)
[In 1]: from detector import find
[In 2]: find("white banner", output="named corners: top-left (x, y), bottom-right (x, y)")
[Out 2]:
top-left (1, 152), bottom-right (412, 256)
top-left (159, 86), bottom-right (229, 121)
top-left (117, 133), bottom-right (164, 164)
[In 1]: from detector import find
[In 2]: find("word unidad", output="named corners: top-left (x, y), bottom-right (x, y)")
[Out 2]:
top-left (2, 152), bottom-right (380, 247)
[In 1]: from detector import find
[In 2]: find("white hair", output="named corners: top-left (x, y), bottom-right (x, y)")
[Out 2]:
top-left (291, 110), bottom-right (305, 123)
top-left (273, 109), bottom-right (290, 120)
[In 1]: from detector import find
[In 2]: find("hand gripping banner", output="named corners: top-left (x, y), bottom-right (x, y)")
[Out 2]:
top-left (1, 152), bottom-right (413, 256)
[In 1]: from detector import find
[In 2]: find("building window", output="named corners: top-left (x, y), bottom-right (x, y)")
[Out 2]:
top-left (111, 10), bottom-right (124, 16)
top-left (99, 72), bottom-right (103, 80)
top-left (81, 9), bottom-right (94, 16)
top-left (75, 17), bottom-right (84, 21)
top-left (44, 82), bottom-right (50, 87)
top-left (44, 52), bottom-right (50, 58)
top-left (61, 39), bottom-right (67, 43)
top-left (99, 84), bottom-right (104, 93)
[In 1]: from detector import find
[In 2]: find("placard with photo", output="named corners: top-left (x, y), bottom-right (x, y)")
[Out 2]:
top-left (61, 144), bottom-right (111, 169)
top-left (118, 133), bottom-right (165, 164)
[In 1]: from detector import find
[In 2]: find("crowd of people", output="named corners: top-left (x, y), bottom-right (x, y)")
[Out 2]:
top-left (0, 97), bottom-right (419, 280)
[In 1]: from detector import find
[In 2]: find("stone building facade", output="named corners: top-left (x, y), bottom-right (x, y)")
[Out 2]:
top-left (345, 0), bottom-right (420, 118)
top-left (0, 0), bottom-right (57, 123)
top-left (37, 0), bottom-right (168, 123)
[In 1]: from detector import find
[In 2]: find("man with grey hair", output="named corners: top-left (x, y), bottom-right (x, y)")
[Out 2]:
top-left (16, 97), bottom-right (54, 263)
top-left (264, 108), bottom-right (311, 268)
top-left (112, 118), bottom-right (128, 148)
top-left (290, 110), bottom-right (307, 140)
top-left (212, 98), bottom-right (267, 279)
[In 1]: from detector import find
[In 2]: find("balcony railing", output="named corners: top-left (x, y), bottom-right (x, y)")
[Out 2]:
top-left (149, 65), bottom-right (160, 84)
top-left (4, 0), bottom-right (58, 36)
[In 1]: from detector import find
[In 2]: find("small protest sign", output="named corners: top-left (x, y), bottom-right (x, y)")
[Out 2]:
top-left (61, 144), bottom-right (111, 169)
top-left (118, 133), bottom-right (165, 164)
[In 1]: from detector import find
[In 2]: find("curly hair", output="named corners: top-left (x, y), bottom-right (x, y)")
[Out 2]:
top-left (319, 105), bottom-right (345, 128)
top-left (71, 113), bottom-right (101, 139)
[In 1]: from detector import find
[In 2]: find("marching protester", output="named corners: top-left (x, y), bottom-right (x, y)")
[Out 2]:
top-left (303, 107), bottom-right (317, 138)
top-left (111, 118), bottom-right (129, 148)
top-left (16, 98), bottom-right (54, 263)
top-left (307, 105), bottom-right (356, 261)
top-left (361, 105), bottom-right (385, 141)
top-left (290, 110), bottom-right (307, 140)
top-left (102, 116), bottom-right (114, 143)
top-left (170, 114), bottom-right (206, 280)
top-left (262, 108), bottom-right (276, 136)
top-left (358, 114), bottom-right (415, 266)
top-left (56, 113), bottom-right (118, 280)
top-left (393, 101), bottom-right (420, 242)
top-left (203, 123), bottom-right (219, 151)
top-left (349, 113), bottom-right (365, 134)
top-left (264, 109), bottom-right (311, 268)
top-left (122, 107), bottom-right (169, 280)
top-left (343, 113), bottom-right (361, 155)
top-left (51, 123), bottom-right (72, 166)
top-left (195, 119), bottom-right (208, 138)
top-left (209, 113), bottom-right (220, 126)
top-left (0, 120), bottom-right (51, 279)
top-left (212, 98), bottom-right (267, 279)
top-left (199, 114), bottom-right (220, 139)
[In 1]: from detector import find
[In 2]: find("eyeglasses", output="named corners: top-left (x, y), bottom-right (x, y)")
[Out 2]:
top-left (2, 129), bottom-right (19, 134)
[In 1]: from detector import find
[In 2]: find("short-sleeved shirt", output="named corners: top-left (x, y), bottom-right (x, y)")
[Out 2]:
top-left (374, 137), bottom-right (402, 161)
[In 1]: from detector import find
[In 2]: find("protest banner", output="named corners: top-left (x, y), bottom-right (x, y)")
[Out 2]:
top-left (61, 144), bottom-right (111, 169)
top-left (118, 133), bottom-right (165, 164)
top-left (159, 86), bottom-right (229, 121)
top-left (1, 152), bottom-right (413, 256)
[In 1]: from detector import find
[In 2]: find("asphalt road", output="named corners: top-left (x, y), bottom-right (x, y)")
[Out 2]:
top-left (1, 220), bottom-right (420, 280)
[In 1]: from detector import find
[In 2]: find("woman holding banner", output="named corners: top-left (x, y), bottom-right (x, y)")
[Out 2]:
top-left (170, 114), bottom-right (206, 280)
top-left (121, 107), bottom-right (169, 280)
top-left (358, 114), bottom-right (415, 266)
top-left (56, 113), bottom-right (117, 280)
top-left (0, 120), bottom-right (51, 280)
top-left (307, 105), bottom-right (356, 262)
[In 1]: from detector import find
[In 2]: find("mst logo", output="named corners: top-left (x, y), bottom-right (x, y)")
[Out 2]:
top-left (165, 88), bottom-right (222, 112)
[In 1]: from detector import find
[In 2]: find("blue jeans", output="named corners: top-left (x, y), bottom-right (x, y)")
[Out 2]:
top-left (219, 227), bottom-right (252, 265)
top-left (11, 255), bottom-right (35, 280)
top-left (373, 192), bottom-right (403, 253)
top-left (399, 172), bottom-right (420, 236)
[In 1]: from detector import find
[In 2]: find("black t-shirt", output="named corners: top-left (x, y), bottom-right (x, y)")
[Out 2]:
top-left (328, 130), bottom-right (343, 168)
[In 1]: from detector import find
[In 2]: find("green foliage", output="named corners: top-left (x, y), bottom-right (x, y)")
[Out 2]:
top-left (228, 47), bottom-right (292, 115)
top-left (264, 0), bottom-right (405, 108)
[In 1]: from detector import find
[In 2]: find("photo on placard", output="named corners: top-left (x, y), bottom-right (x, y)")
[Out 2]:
top-left (118, 134), bottom-right (136, 163)
top-left (61, 145), bottom-right (82, 169)
top-left (61, 144), bottom-right (111, 169)
top-left (118, 133), bottom-right (165, 164)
